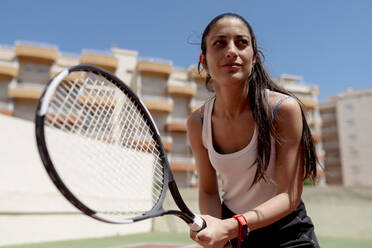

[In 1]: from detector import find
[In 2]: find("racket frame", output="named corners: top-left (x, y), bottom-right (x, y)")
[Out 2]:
top-left (35, 64), bottom-right (203, 229)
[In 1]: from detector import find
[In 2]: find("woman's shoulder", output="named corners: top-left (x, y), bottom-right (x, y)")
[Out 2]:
top-left (187, 105), bottom-right (204, 135)
top-left (187, 97), bottom-right (214, 130)
top-left (267, 90), bottom-right (302, 127)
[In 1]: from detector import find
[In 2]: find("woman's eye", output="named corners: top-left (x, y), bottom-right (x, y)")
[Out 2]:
top-left (237, 40), bottom-right (249, 46)
top-left (213, 40), bottom-right (226, 46)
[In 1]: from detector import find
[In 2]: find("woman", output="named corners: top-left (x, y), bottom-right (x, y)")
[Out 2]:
top-left (187, 13), bottom-right (319, 248)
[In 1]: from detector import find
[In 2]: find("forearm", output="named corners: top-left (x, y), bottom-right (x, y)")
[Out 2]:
top-left (244, 192), bottom-right (300, 230)
top-left (222, 192), bottom-right (301, 240)
top-left (199, 190), bottom-right (222, 218)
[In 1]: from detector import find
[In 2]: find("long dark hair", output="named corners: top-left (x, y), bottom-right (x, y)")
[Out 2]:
top-left (198, 13), bottom-right (318, 185)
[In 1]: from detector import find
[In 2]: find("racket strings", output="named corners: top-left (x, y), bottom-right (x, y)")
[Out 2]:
top-left (44, 71), bottom-right (165, 218)
top-left (49, 77), bottom-right (158, 211)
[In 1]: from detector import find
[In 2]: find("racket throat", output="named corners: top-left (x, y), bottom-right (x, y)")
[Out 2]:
top-left (167, 181), bottom-right (196, 223)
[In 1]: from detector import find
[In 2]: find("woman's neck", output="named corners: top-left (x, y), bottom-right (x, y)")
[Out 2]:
top-left (213, 81), bottom-right (250, 119)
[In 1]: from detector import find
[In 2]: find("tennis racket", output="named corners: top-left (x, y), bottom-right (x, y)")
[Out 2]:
top-left (35, 64), bottom-right (205, 232)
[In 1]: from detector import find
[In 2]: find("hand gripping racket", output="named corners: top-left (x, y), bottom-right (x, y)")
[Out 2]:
top-left (35, 64), bottom-right (205, 232)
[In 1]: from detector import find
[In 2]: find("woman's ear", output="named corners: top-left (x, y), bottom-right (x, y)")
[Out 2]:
top-left (199, 53), bottom-right (208, 71)
top-left (252, 54), bottom-right (257, 65)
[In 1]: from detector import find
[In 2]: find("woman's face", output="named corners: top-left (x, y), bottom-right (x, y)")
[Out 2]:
top-left (201, 17), bottom-right (256, 86)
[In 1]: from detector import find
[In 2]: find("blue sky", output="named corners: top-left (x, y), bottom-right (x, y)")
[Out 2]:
top-left (1, 0), bottom-right (371, 101)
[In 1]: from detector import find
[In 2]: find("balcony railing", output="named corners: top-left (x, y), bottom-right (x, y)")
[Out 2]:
top-left (0, 61), bottom-right (18, 78)
top-left (161, 135), bottom-right (173, 152)
top-left (80, 51), bottom-right (118, 72)
top-left (15, 40), bottom-right (59, 64)
top-left (167, 79), bottom-right (196, 97)
top-left (187, 65), bottom-right (207, 83)
top-left (136, 59), bottom-right (173, 76)
top-left (0, 102), bottom-right (14, 116)
top-left (189, 99), bottom-right (205, 113)
top-left (168, 154), bottom-right (195, 172)
top-left (298, 96), bottom-right (318, 109)
top-left (0, 102), bottom-right (13, 109)
top-left (15, 40), bottom-right (58, 50)
top-left (8, 81), bottom-right (45, 100)
top-left (165, 117), bottom-right (187, 132)
top-left (141, 95), bottom-right (173, 113)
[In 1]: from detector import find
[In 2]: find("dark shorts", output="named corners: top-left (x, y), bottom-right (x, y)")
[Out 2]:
top-left (222, 200), bottom-right (319, 248)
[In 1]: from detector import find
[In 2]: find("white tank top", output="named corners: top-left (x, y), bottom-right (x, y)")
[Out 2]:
top-left (202, 97), bottom-right (277, 214)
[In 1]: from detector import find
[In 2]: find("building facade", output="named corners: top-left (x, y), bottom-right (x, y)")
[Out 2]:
top-left (320, 89), bottom-right (372, 186)
top-left (1, 41), bottom-right (324, 187)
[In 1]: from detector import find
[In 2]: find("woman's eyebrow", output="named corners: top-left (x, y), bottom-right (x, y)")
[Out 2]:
top-left (211, 34), bottom-right (250, 39)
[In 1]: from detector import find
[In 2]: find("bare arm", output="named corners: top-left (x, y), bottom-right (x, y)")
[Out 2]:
top-left (222, 96), bottom-right (305, 237)
top-left (187, 109), bottom-right (222, 218)
top-left (192, 97), bottom-right (307, 247)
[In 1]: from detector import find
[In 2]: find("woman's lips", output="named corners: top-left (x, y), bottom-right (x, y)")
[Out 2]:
top-left (222, 62), bottom-right (242, 69)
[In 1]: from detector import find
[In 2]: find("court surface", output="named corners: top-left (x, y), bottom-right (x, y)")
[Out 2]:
top-left (1, 232), bottom-right (372, 248)
top-left (121, 244), bottom-right (199, 248)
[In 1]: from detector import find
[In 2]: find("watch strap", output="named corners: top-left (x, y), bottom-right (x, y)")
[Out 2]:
top-left (233, 214), bottom-right (249, 248)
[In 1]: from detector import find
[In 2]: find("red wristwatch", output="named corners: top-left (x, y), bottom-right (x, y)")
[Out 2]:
top-left (233, 214), bottom-right (249, 248)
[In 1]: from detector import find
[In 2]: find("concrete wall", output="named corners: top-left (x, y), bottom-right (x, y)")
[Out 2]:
top-left (1, 114), bottom-right (371, 246)
top-left (0, 115), bottom-right (151, 246)
top-left (153, 187), bottom-right (372, 240)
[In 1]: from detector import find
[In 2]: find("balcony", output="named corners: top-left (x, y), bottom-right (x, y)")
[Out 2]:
top-left (321, 133), bottom-right (339, 142)
top-left (0, 62), bottom-right (18, 78)
top-left (161, 135), bottom-right (173, 152)
top-left (167, 79), bottom-right (196, 97)
top-left (80, 50), bottom-right (118, 72)
top-left (189, 99), bottom-right (205, 114)
top-left (141, 95), bottom-right (173, 113)
top-left (49, 69), bottom-right (88, 85)
top-left (165, 117), bottom-right (187, 133)
top-left (188, 66), bottom-right (207, 83)
top-left (168, 155), bottom-right (195, 172)
top-left (0, 102), bottom-right (13, 116)
top-left (8, 81), bottom-right (44, 100)
top-left (299, 96), bottom-right (317, 110)
top-left (15, 41), bottom-right (59, 64)
top-left (136, 59), bottom-right (173, 77)
top-left (312, 133), bottom-right (321, 143)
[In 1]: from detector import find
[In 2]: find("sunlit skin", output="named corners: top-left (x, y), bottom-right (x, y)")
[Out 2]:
top-left (201, 17), bottom-right (256, 90)
top-left (187, 16), bottom-right (305, 248)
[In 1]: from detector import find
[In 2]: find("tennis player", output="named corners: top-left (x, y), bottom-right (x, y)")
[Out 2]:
top-left (187, 13), bottom-right (319, 248)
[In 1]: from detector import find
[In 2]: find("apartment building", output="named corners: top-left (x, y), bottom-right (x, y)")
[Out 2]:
top-left (275, 74), bottom-right (325, 185)
top-left (0, 41), bottom-right (213, 188)
top-left (1, 41), bottom-right (138, 121)
top-left (320, 88), bottom-right (372, 186)
top-left (1, 41), bottom-right (323, 187)
top-left (131, 59), bottom-right (213, 187)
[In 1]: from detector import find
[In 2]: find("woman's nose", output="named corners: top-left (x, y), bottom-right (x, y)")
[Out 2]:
top-left (226, 42), bottom-right (238, 58)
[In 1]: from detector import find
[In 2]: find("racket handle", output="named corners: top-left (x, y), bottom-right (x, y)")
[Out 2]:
top-left (189, 214), bottom-right (206, 232)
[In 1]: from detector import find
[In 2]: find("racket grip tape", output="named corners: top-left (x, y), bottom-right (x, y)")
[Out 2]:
top-left (188, 214), bottom-right (207, 232)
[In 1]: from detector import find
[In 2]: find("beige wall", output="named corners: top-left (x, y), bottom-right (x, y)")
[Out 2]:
top-left (13, 100), bottom-right (38, 121)
top-left (0, 78), bottom-right (11, 101)
top-left (170, 133), bottom-right (188, 155)
top-left (336, 91), bottom-right (372, 186)
top-left (0, 114), bottom-right (151, 246)
top-left (141, 74), bottom-right (168, 97)
top-left (170, 97), bottom-right (190, 119)
top-left (112, 48), bottom-right (138, 85)
top-left (152, 186), bottom-right (372, 240)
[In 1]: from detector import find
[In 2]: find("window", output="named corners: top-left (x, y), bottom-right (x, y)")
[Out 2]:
top-left (38, 67), bottom-right (49, 73)
top-left (344, 104), bottom-right (354, 112)
top-left (350, 147), bottom-right (359, 159)
top-left (351, 165), bottom-right (360, 174)
top-left (345, 119), bottom-right (355, 127)
top-left (25, 65), bottom-right (33, 72)
top-left (348, 134), bottom-right (357, 142)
